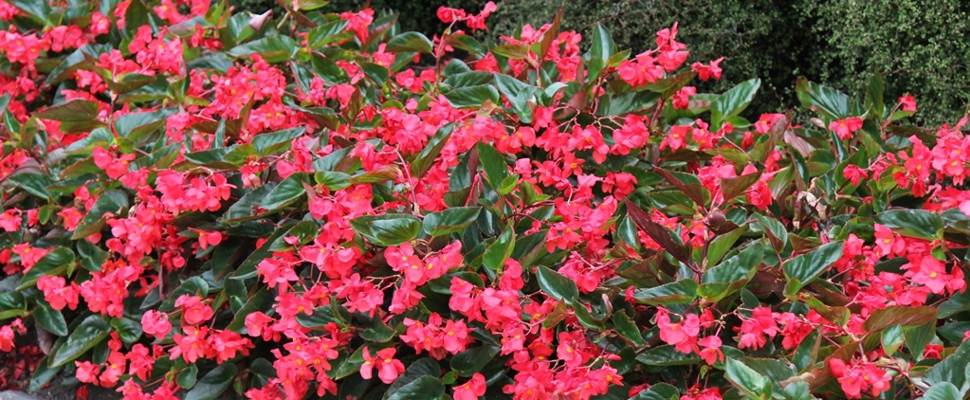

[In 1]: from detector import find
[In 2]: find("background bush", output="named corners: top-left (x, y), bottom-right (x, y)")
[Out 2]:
top-left (232, 0), bottom-right (970, 124)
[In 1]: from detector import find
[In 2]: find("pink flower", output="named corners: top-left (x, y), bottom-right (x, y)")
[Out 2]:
top-left (140, 310), bottom-right (172, 337)
top-left (829, 117), bottom-right (864, 140)
top-left (360, 347), bottom-right (405, 384)
top-left (697, 336), bottom-right (724, 364)
top-left (898, 95), bottom-right (916, 112)
top-left (454, 373), bottom-right (487, 400)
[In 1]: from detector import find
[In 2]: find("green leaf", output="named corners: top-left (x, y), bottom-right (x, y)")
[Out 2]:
top-left (220, 183), bottom-right (277, 223)
top-left (613, 309), bottom-right (645, 346)
top-left (292, 0), bottom-right (330, 11)
top-left (33, 302), bottom-right (67, 337)
top-left (711, 78), bottom-right (761, 129)
top-left (350, 214), bottom-right (422, 246)
top-left (177, 364), bottom-right (199, 390)
top-left (587, 24), bottom-right (614, 81)
top-left (719, 171), bottom-right (762, 204)
top-left (183, 144), bottom-right (254, 168)
top-left (35, 100), bottom-right (104, 133)
top-left (793, 328), bottom-right (821, 371)
top-left (862, 306), bottom-right (937, 333)
top-left (386, 32), bottom-right (433, 53)
top-left (476, 142), bottom-right (509, 187)
top-left (0, 292), bottom-right (26, 320)
top-left (72, 190), bottom-right (129, 240)
top-left (494, 73), bottom-right (536, 122)
top-left (704, 226), bottom-right (746, 267)
top-left (536, 265), bottom-right (579, 302)
top-left (490, 44), bottom-right (532, 60)
top-left (260, 173), bottom-right (309, 212)
top-left (184, 363), bottom-right (238, 400)
top-left (874, 209), bottom-right (944, 240)
top-left (7, 0), bottom-right (51, 25)
top-left (252, 127), bottom-right (305, 156)
top-left (19, 247), bottom-right (74, 290)
top-left (881, 324), bottom-right (904, 355)
top-left (7, 172), bottom-right (52, 198)
top-left (450, 345), bottom-right (499, 376)
top-left (228, 36), bottom-right (298, 64)
top-left (444, 85), bottom-right (500, 108)
top-left (725, 358), bottom-right (771, 399)
top-left (698, 241), bottom-right (763, 301)
top-left (636, 345), bottom-right (700, 366)
top-left (782, 242), bottom-right (843, 293)
top-left (110, 317), bottom-right (143, 345)
top-left (483, 226), bottom-right (515, 270)
top-left (411, 124), bottom-right (453, 179)
top-left (795, 78), bottom-right (851, 119)
top-left (51, 315), bottom-right (110, 367)
top-left (633, 279), bottom-right (697, 305)
top-left (387, 375), bottom-right (445, 400)
top-left (423, 207), bottom-right (481, 237)
top-left (307, 20), bottom-right (350, 48)
top-left (920, 382), bottom-right (962, 400)
top-left (386, 358), bottom-right (441, 395)
top-left (866, 73), bottom-right (886, 118)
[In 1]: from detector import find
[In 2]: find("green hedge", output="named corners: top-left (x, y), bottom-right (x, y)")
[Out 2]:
top-left (230, 0), bottom-right (970, 124)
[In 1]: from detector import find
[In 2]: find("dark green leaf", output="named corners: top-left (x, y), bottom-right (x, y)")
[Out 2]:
top-left (184, 363), bottom-right (238, 400)
top-left (633, 280), bottom-right (698, 305)
top-left (483, 226), bottom-right (515, 270)
top-left (782, 242), bottom-right (843, 293)
top-left (387, 375), bottom-right (444, 400)
top-left (923, 339), bottom-right (970, 390)
top-left (19, 247), bottom-right (74, 290)
top-left (177, 364), bottom-right (199, 390)
top-left (386, 32), bottom-right (433, 53)
top-left (51, 315), bottom-right (110, 367)
top-left (350, 214), bottom-right (422, 246)
top-left (711, 78), bottom-right (761, 129)
top-left (34, 302), bottom-right (67, 337)
top-left (450, 346), bottom-right (499, 376)
top-left (110, 317), bottom-right (143, 345)
top-left (587, 24), bottom-right (614, 81)
top-left (72, 190), bottom-right (129, 240)
top-left (260, 173), bottom-right (309, 212)
top-left (613, 310), bottom-right (645, 346)
top-left (636, 345), bottom-right (700, 366)
top-left (423, 207), bottom-right (481, 237)
top-left (228, 36), bottom-right (298, 64)
top-left (875, 209), bottom-right (944, 240)
top-left (307, 20), bottom-right (350, 48)
top-left (536, 265), bottom-right (579, 302)
top-left (444, 85), bottom-right (500, 108)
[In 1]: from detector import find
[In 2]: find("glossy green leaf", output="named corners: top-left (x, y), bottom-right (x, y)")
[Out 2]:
top-left (51, 315), bottom-right (110, 367)
top-left (387, 375), bottom-right (445, 400)
top-left (483, 226), bottom-right (515, 270)
top-left (633, 279), bottom-right (697, 305)
top-left (874, 209), bottom-right (944, 240)
top-left (536, 265), bottom-right (579, 302)
top-left (782, 242), bottom-right (843, 293)
top-left (35, 100), bottom-right (103, 133)
top-left (386, 32), bottom-right (433, 53)
top-left (423, 207), bottom-right (481, 237)
top-left (184, 363), bottom-right (238, 400)
top-left (450, 345), bottom-right (499, 376)
top-left (34, 302), bottom-right (67, 337)
top-left (71, 190), bottom-right (129, 240)
top-left (228, 36), bottom-right (298, 64)
top-left (350, 214), bottom-right (422, 246)
top-left (587, 24), bottom-right (614, 81)
top-left (725, 358), bottom-right (771, 399)
top-left (19, 247), bottom-right (74, 290)
top-left (260, 173), bottom-right (310, 212)
top-left (444, 85), bottom-right (500, 108)
top-left (711, 78), bottom-right (761, 129)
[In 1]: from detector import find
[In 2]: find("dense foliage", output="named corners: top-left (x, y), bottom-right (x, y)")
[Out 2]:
top-left (0, 1), bottom-right (968, 400)
top-left (234, 0), bottom-right (970, 125)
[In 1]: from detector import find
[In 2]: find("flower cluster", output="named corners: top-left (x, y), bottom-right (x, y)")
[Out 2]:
top-left (0, 1), bottom-right (965, 400)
